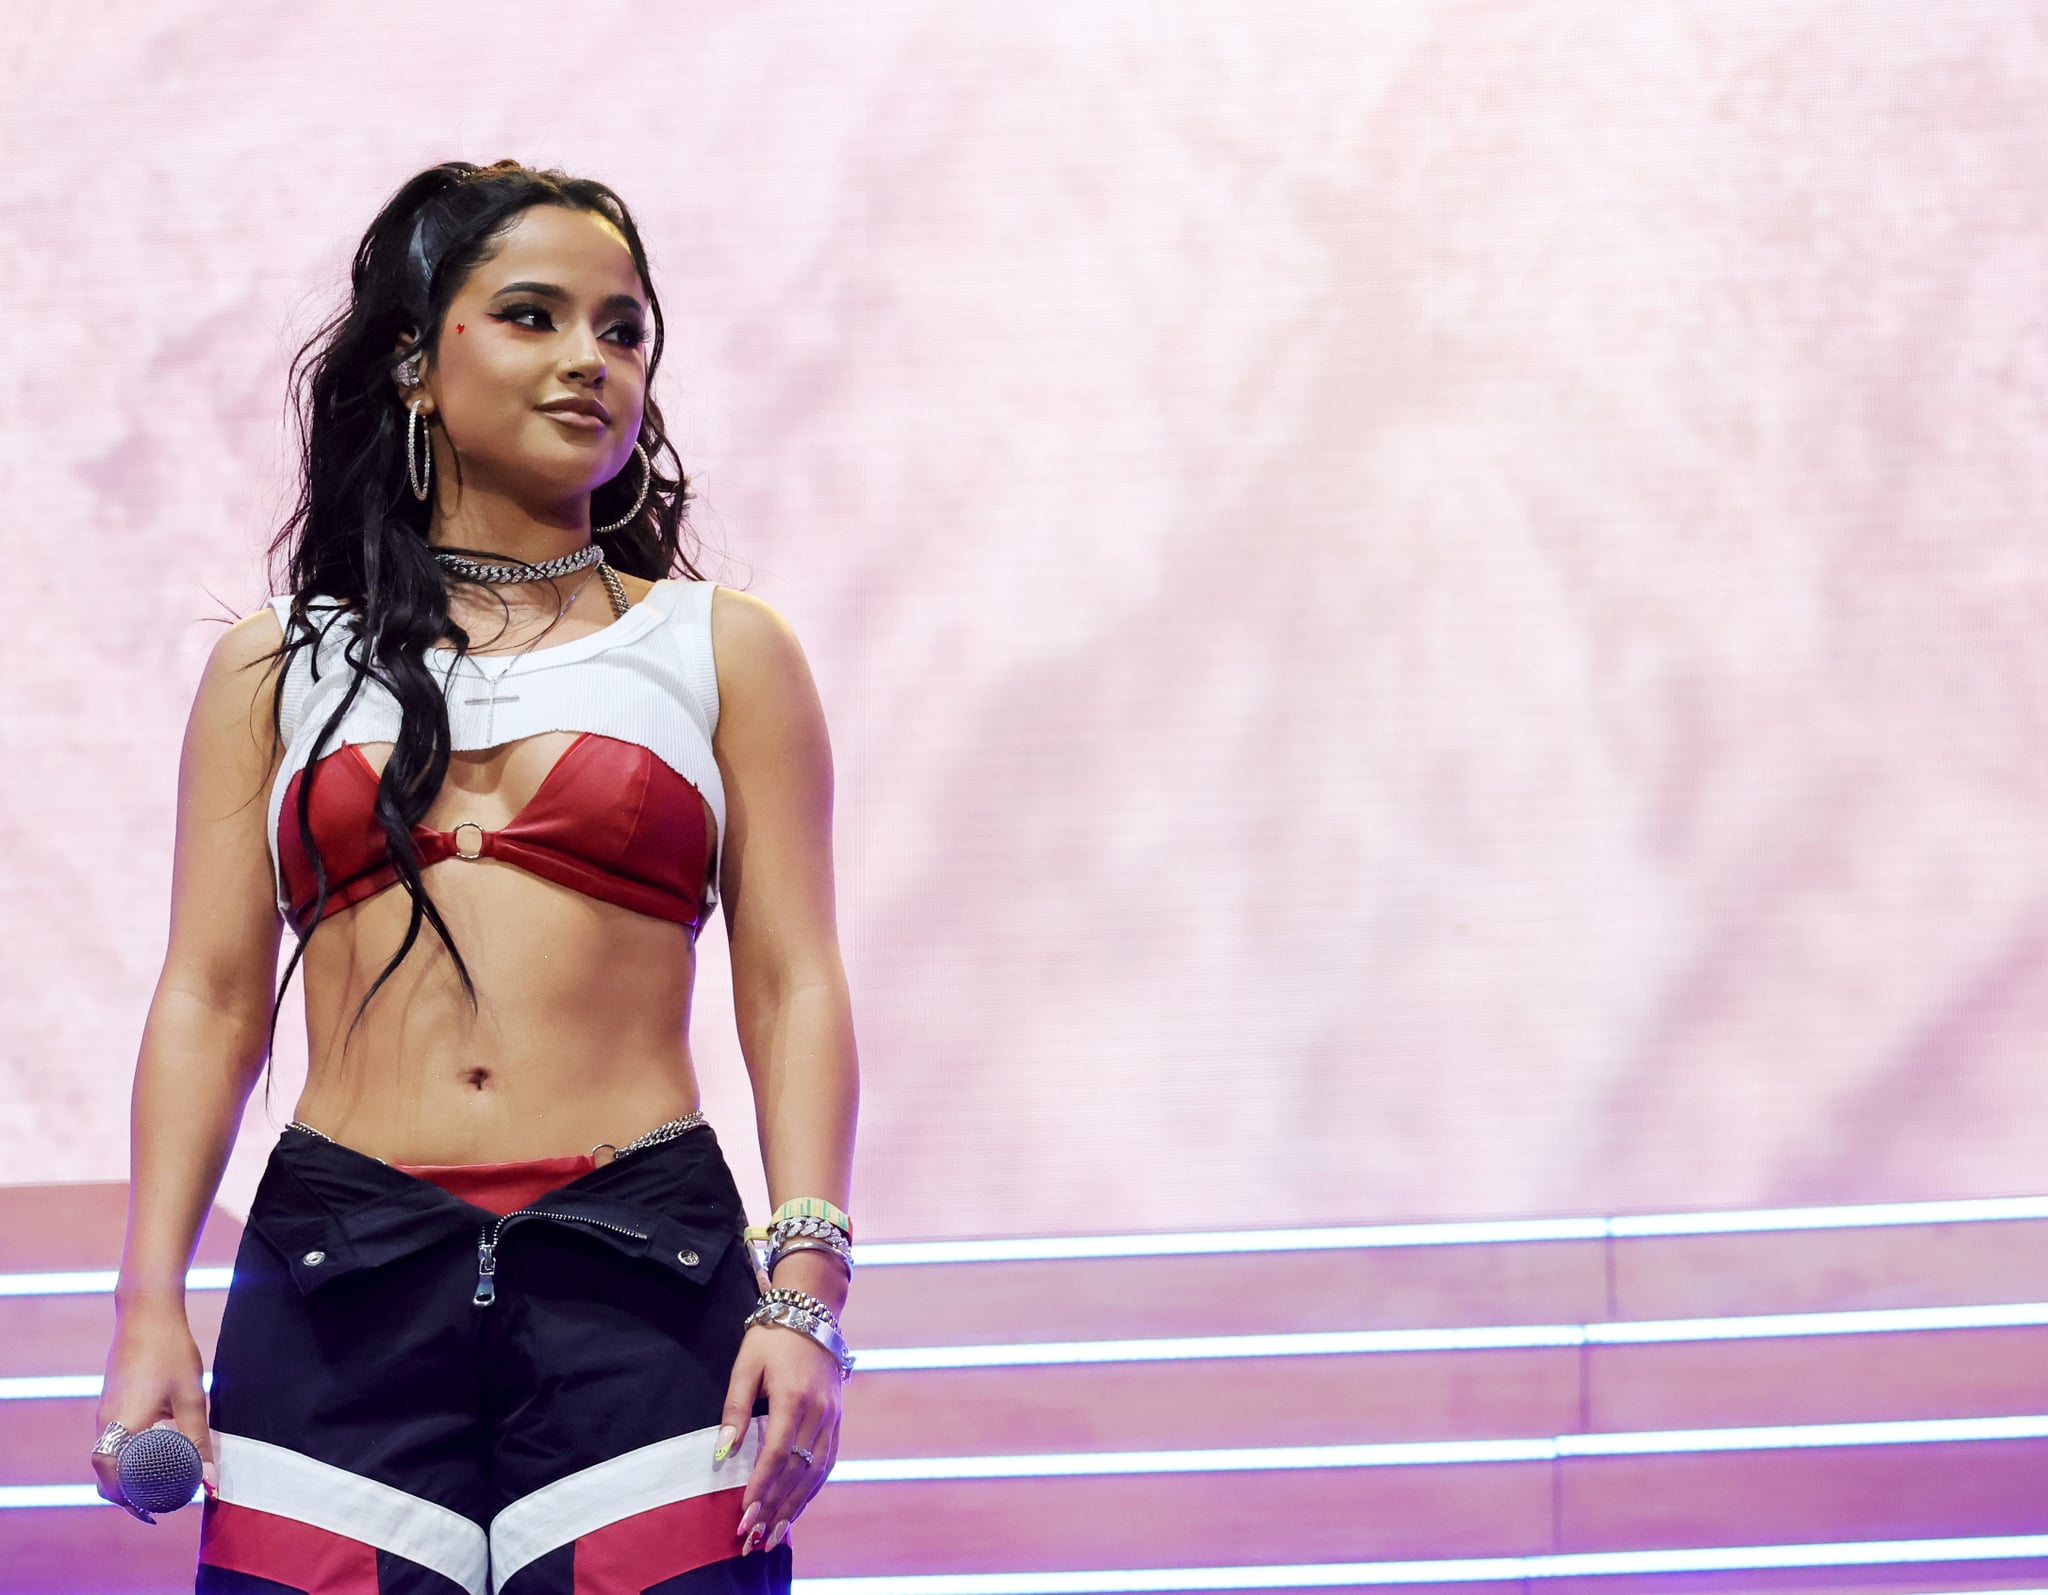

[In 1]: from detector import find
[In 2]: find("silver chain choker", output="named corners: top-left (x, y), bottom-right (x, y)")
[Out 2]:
top-left (434, 543), bottom-right (603, 584)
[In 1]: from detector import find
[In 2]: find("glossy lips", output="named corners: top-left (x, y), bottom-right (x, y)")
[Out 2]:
top-left (538, 395), bottom-right (610, 430)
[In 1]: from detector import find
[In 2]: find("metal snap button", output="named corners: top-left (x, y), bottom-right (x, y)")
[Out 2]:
top-left (678, 1250), bottom-right (700, 1267)
top-left (303, 1250), bottom-right (326, 1266)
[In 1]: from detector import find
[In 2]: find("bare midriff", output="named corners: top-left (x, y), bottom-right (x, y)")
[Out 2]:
top-left (289, 730), bottom-right (717, 1166)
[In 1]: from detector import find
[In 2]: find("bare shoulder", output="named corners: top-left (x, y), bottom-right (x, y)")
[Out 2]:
top-left (215, 603), bottom-right (287, 665)
top-left (198, 605), bottom-right (288, 700)
top-left (706, 584), bottom-right (832, 793)
top-left (708, 584), bottom-right (816, 698)
top-left (188, 604), bottom-right (290, 763)
top-left (162, 603), bottom-right (292, 1001)
top-left (703, 586), bottom-right (837, 956)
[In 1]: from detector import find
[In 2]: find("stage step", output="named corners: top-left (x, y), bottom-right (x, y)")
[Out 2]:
top-left (5, 1180), bottom-right (2048, 1592)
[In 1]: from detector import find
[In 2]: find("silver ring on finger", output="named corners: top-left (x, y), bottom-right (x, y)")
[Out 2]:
top-left (91, 1420), bottom-right (133, 1457)
top-left (791, 1444), bottom-right (815, 1466)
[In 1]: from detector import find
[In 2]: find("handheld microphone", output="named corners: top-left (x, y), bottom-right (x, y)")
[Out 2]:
top-left (116, 1425), bottom-right (205, 1514)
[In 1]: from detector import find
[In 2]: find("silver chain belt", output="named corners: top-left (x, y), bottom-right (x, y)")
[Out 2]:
top-left (286, 1110), bottom-right (708, 1166)
top-left (601, 1110), bottom-right (710, 1158)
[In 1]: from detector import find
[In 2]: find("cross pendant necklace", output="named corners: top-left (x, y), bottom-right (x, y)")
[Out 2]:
top-left (457, 570), bottom-right (596, 744)
top-left (461, 667), bottom-right (519, 746)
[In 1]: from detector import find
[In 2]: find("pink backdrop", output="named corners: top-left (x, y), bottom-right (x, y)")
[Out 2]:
top-left (5, 1), bottom-right (2045, 1239)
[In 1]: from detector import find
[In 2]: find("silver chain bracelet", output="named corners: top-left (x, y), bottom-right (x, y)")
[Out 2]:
top-left (769, 1235), bottom-right (854, 1276)
top-left (744, 1295), bottom-right (856, 1379)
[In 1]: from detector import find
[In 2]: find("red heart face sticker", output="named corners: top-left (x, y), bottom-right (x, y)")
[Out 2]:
top-left (455, 324), bottom-right (464, 333)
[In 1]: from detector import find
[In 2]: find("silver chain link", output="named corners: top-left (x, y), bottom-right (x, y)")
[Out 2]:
top-left (285, 1110), bottom-right (706, 1165)
top-left (606, 1110), bottom-right (710, 1156)
top-left (433, 544), bottom-right (603, 584)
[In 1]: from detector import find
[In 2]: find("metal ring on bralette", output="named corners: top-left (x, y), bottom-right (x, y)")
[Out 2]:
top-left (590, 1142), bottom-right (618, 1164)
top-left (452, 821), bottom-right (485, 860)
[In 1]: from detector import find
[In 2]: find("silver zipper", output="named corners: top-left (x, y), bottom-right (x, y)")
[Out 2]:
top-left (473, 1207), bottom-right (652, 1307)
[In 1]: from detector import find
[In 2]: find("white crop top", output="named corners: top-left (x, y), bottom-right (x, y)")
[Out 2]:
top-left (263, 577), bottom-right (725, 924)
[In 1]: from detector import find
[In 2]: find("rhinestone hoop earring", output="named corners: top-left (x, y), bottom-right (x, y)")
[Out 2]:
top-left (593, 443), bottom-right (652, 535)
top-left (406, 398), bottom-right (433, 503)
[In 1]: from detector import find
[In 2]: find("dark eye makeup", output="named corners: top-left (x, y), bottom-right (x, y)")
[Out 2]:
top-left (491, 303), bottom-right (647, 350)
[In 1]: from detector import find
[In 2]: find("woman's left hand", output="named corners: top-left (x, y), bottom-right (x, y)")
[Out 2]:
top-left (719, 1318), bottom-right (845, 1554)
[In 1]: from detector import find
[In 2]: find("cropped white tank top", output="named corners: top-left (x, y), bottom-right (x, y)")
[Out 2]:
top-left (263, 577), bottom-right (725, 924)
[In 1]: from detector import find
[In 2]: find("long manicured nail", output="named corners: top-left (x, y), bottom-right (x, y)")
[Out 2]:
top-left (745, 1522), bottom-right (766, 1553)
top-left (768, 1518), bottom-right (790, 1549)
top-left (736, 1500), bottom-right (760, 1540)
top-left (713, 1425), bottom-right (737, 1461)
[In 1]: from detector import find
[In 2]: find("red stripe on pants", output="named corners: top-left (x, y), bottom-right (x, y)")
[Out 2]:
top-left (570, 1486), bottom-right (753, 1593)
top-left (198, 1493), bottom-right (383, 1595)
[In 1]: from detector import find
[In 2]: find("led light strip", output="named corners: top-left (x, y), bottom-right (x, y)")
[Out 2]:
top-left (8, 1300), bottom-right (2048, 1396)
top-left (9, 1193), bottom-right (2048, 1296)
top-left (860, 1195), bottom-right (2048, 1264)
top-left (0, 1265), bottom-right (232, 1298)
top-left (0, 1527), bottom-right (2039, 1595)
top-left (771, 1537), bottom-right (2048, 1592)
top-left (825, 1414), bottom-right (2048, 1481)
top-left (813, 1300), bottom-right (2048, 1371)
top-left (8, 1412), bottom-right (2048, 1498)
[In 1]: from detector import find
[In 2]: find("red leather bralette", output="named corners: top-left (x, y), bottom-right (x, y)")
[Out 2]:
top-left (277, 732), bottom-right (714, 932)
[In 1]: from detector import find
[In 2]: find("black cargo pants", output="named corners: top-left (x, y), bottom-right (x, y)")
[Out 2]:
top-left (194, 1121), bottom-right (793, 1594)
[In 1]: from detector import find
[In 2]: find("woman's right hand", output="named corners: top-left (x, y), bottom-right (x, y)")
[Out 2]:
top-left (92, 1302), bottom-right (217, 1523)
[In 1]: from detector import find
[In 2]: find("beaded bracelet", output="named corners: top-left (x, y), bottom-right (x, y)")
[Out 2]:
top-left (771, 1196), bottom-right (853, 1237)
top-left (761, 1284), bottom-right (839, 1322)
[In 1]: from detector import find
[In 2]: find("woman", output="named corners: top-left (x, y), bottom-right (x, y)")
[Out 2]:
top-left (90, 159), bottom-right (858, 1593)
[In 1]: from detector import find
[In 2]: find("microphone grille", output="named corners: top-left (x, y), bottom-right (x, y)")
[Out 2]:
top-left (116, 1426), bottom-right (204, 1513)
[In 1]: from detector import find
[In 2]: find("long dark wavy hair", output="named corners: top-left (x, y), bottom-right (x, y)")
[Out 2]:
top-left (255, 158), bottom-right (706, 1102)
